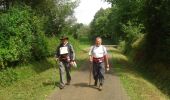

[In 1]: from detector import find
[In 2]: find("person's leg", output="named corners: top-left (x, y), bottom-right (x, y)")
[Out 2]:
top-left (64, 61), bottom-right (71, 84)
top-left (59, 61), bottom-right (66, 88)
top-left (93, 63), bottom-right (98, 86)
top-left (98, 62), bottom-right (105, 90)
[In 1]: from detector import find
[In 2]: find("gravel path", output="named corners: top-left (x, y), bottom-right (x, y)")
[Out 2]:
top-left (47, 46), bottom-right (129, 100)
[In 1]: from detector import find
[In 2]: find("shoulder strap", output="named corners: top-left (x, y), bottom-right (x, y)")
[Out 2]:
top-left (102, 45), bottom-right (105, 53)
top-left (92, 45), bottom-right (105, 52)
top-left (92, 45), bottom-right (95, 53)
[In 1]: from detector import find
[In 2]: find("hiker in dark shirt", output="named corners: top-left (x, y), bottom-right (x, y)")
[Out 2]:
top-left (55, 35), bottom-right (75, 89)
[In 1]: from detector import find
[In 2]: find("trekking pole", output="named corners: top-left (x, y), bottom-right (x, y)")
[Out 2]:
top-left (89, 62), bottom-right (92, 86)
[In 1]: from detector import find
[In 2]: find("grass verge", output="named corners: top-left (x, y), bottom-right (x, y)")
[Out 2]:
top-left (0, 36), bottom-right (89, 100)
top-left (111, 48), bottom-right (169, 100)
top-left (0, 58), bottom-right (58, 100)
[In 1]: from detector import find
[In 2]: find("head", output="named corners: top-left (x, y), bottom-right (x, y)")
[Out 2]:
top-left (95, 37), bottom-right (102, 46)
top-left (60, 35), bottom-right (68, 45)
top-left (61, 38), bottom-right (68, 45)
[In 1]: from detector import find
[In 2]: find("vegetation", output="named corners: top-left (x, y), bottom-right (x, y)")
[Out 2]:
top-left (111, 48), bottom-right (169, 100)
top-left (0, 5), bottom-right (48, 68)
top-left (0, 0), bottom-right (80, 68)
top-left (0, 36), bottom-right (81, 100)
top-left (90, 0), bottom-right (170, 97)
top-left (0, 0), bottom-right (170, 99)
top-left (0, 0), bottom-right (82, 98)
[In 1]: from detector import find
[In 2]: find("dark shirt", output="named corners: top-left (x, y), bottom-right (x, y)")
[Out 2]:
top-left (56, 42), bottom-right (75, 61)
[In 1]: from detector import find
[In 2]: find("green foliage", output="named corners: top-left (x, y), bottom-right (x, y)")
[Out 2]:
top-left (121, 21), bottom-right (144, 53)
top-left (118, 40), bottom-right (126, 53)
top-left (0, 6), bottom-right (33, 67)
top-left (0, 0), bottom-right (79, 36)
top-left (34, 0), bottom-right (79, 35)
top-left (77, 25), bottom-right (90, 35)
top-left (0, 68), bottom-right (18, 87)
top-left (143, 0), bottom-right (170, 63)
top-left (122, 21), bottom-right (144, 43)
top-left (90, 0), bottom-right (170, 97)
top-left (0, 5), bottom-right (48, 68)
top-left (62, 23), bottom-right (84, 39)
top-left (46, 35), bottom-right (80, 57)
top-left (30, 12), bottom-right (49, 60)
top-left (46, 37), bottom-right (60, 57)
top-left (90, 8), bottom-right (111, 38)
top-left (68, 36), bottom-right (81, 52)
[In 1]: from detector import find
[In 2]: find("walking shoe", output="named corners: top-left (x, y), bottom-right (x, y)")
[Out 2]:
top-left (58, 84), bottom-right (65, 89)
top-left (66, 80), bottom-right (71, 85)
top-left (98, 85), bottom-right (103, 91)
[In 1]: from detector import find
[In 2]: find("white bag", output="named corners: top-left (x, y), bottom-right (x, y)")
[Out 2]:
top-left (71, 61), bottom-right (77, 68)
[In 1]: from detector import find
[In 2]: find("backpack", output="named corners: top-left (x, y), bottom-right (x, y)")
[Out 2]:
top-left (91, 45), bottom-right (105, 54)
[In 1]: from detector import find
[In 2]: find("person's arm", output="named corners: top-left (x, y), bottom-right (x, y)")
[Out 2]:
top-left (89, 55), bottom-right (93, 62)
top-left (104, 55), bottom-right (109, 67)
top-left (89, 46), bottom-right (93, 62)
top-left (103, 46), bottom-right (110, 70)
top-left (69, 44), bottom-right (75, 61)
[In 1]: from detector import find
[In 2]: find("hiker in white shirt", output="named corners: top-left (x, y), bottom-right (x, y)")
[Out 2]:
top-left (89, 37), bottom-right (109, 91)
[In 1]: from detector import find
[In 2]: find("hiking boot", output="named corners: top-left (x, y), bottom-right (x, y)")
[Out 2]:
top-left (66, 80), bottom-right (71, 85)
top-left (99, 84), bottom-right (103, 91)
top-left (58, 84), bottom-right (65, 89)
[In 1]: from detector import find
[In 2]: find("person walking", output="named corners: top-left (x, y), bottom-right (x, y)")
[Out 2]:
top-left (89, 37), bottom-right (110, 91)
top-left (55, 35), bottom-right (75, 89)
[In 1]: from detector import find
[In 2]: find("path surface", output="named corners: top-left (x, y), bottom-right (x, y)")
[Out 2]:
top-left (47, 46), bottom-right (129, 100)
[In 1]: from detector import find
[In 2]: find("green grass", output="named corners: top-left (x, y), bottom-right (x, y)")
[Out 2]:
top-left (0, 57), bottom-right (59, 100)
top-left (0, 36), bottom-right (89, 100)
top-left (1, 35), bottom-right (169, 100)
top-left (111, 49), bottom-right (170, 100)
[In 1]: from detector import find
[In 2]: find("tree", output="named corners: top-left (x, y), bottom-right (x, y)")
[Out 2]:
top-left (0, 0), bottom-right (79, 36)
top-left (90, 8), bottom-right (111, 39)
top-left (0, 5), bottom-right (48, 68)
top-left (143, 0), bottom-right (170, 63)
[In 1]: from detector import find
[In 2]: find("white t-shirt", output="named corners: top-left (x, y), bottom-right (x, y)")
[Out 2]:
top-left (89, 45), bottom-right (107, 58)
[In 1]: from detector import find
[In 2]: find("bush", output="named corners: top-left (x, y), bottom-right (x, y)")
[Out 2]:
top-left (122, 21), bottom-right (144, 44)
top-left (31, 16), bottom-right (48, 60)
top-left (0, 5), bottom-right (48, 68)
top-left (118, 40), bottom-right (126, 53)
top-left (121, 21), bottom-right (144, 54)
top-left (46, 35), bottom-right (80, 57)
top-left (46, 36), bottom-right (60, 57)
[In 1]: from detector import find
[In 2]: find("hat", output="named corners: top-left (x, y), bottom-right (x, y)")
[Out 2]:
top-left (60, 35), bottom-right (68, 40)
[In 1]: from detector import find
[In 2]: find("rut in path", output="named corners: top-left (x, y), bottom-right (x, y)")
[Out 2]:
top-left (47, 46), bottom-right (129, 100)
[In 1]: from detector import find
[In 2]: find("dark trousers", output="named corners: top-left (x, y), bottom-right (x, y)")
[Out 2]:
top-left (93, 62), bottom-right (105, 86)
top-left (59, 61), bottom-right (71, 86)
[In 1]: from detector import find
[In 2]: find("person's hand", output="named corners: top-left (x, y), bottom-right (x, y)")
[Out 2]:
top-left (70, 61), bottom-right (74, 65)
top-left (89, 58), bottom-right (93, 63)
top-left (106, 64), bottom-right (110, 71)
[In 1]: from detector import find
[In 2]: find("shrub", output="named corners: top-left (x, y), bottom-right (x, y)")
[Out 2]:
top-left (31, 16), bottom-right (48, 60)
top-left (0, 5), bottom-right (48, 68)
